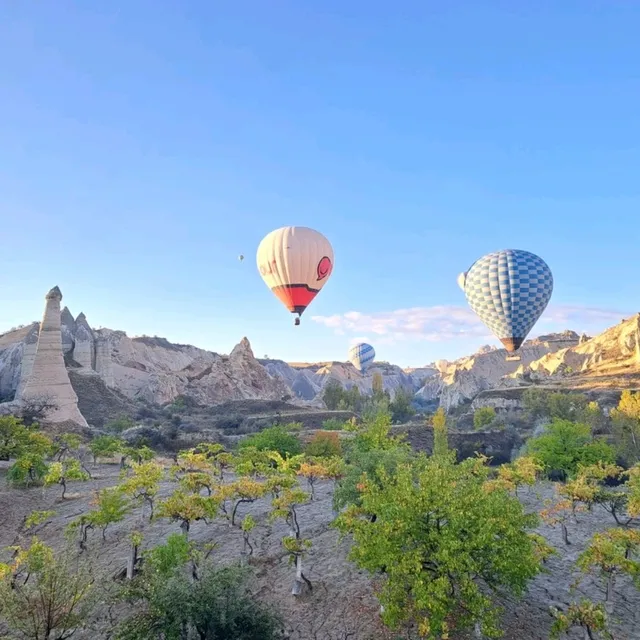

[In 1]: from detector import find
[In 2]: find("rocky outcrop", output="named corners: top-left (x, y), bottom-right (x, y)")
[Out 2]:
top-left (418, 332), bottom-right (580, 411)
top-left (18, 287), bottom-right (88, 427)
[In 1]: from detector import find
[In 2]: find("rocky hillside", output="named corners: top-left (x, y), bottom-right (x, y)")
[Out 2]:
top-left (2, 308), bottom-right (640, 415)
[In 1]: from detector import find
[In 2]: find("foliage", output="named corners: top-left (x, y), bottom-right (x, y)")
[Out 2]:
top-left (372, 371), bottom-right (384, 397)
top-left (526, 419), bottom-right (616, 479)
top-left (44, 459), bottom-right (90, 498)
top-left (88, 487), bottom-right (131, 539)
top-left (0, 538), bottom-right (95, 640)
top-left (144, 533), bottom-right (193, 578)
top-left (89, 435), bottom-right (124, 463)
top-left (119, 460), bottom-right (164, 519)
top-left (388, 387), bottom-right (416, 423)
top-left (349, 408), bottom-right (406, 454)
top-left (298, 460), bottom-right (332, 499)
top-left (53, 433), bottom-right (82, 461)
top-left (7, 452), bottom-right (50, 487)
top-left (216, 477), bottom-right (267, 526)
top-left (610, 390), bottom-right (640, 464)
top-left (304, 431), bottom-right (342, 458)
top-left (24, 510), bottom-right (56, 531)
top-left (550, 600), bottom-right (612, 639)
top-left (0, 415), bottom-right (40, 460)
top-left (321, 417), bottom-right (346, 431)
top-left (522, 389), bottom-right (589, 421)
top-left (474, 406), bottom-right (497, 430)
top-left (122, 445), bottom-right (155, 466)
top-left (156, 490), bottom-right (218, 535)
top-left (238, 425), bottom-right (302, 458)
top-left (116, 563), bottom-right (282, 640)
top-left (106, 415), bottom-right (136, 433)
top-left (431, 407), bottom-right (448, 457)
top-left (488, 456), bottom-right (543, 495)
top-left (334, 454), bottom-right (544, 639)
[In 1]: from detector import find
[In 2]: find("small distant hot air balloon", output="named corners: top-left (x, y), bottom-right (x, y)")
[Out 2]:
top-left (348, 342), bottom-right (376, 373)
top-left (462, 249), bottom-right (553, 354)
top-left (238, 254), bottom-right (244, 262)
top-left (456, 272), bottom-right (467, 291)
top-left (257, 226), bottom-right (334, 326)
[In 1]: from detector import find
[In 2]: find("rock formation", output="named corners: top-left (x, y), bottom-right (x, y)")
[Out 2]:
top-left (17, 287), bottom-right (88, 427)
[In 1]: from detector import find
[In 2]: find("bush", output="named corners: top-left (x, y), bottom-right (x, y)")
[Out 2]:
top-left (106, 415), bottom-right (136, 433)
top-left (305, 431), bottom-right (342, 458)
top-left (322, 418), bottom-right (345, 431)
top-left (526, 419), bottom-right (616, 480)
top-left (474, 407), bottom-right (497, 430)
top-left (238, 425), bottom-right (302, 458)
top-left (117, 561), bottom-right (282, 639)
top-left (389, 388), bottom-right (416, 423)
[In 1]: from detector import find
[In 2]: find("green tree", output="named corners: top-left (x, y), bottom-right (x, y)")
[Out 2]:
top-left (335, 454), bottom-right (545, 639)
top-left (0, 415), bottom-right (35, 460)
top-left (551, 600), bottom-right (612, 640)
top-left (431, 408), bottom-right (448, 457)
top-left (119, 460), bottom-right (164, 520)
top-left (610, 390), bottom-right (640, 464)
top-left (0, 538), bottom-right (95, 640)
top-left (7, 451), bottom-right (50, 487)
top-left (44, 459), bottom-right (90, 499)
top-left (526, 419), bottom-right (616, 480)
top-left (372, 371), bottom-right (384, 398)
top-left (116, 563), bottom-right (282, 640)
top-left (321, 417), bottom-right (346, 431)
top-left (474, 406), bottom-right (497, 430)
top-left (89, 435), bottom-right (124, 464)
top-left (323, 379), bottom-right (344, 410)
top-left (389, 387), bottom-right (416, 423)
top-left (304, 431), bottom-right (342, 458)
top-left (238, 425), bottom-right (302, 458)
top-left (106, 415), bottom-right (136, 433)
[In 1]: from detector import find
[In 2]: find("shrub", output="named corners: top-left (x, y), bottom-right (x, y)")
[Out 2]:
top-left (305, 431), bottom-right (342, 458)
top-left (526, 419), bottom-right (616, 480)
top-left (238, 425), bottom-right (302, 458)
top-left (322, 418), bottom-right (345, 431)
top-left (389, 387), bottom-right (416, 423)
top-left (474, 407), bottom-right (497, 430)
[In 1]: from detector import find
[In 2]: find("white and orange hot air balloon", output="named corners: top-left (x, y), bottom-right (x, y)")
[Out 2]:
top-left (257, 226), bottom-right (334, 326)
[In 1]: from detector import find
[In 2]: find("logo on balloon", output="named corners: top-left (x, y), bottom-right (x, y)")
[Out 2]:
top-left (317, 256), bottom-right (332, 281)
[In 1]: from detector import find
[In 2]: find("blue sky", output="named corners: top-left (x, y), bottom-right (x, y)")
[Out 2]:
top-left (1, 1), bottom-right (639, 367)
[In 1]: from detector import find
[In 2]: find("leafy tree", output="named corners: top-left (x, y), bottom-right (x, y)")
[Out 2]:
top-left (610, 390), bottom-right (640, 464)
top-left (216, 477), bottom-right (267, 527)
top-left (523, 389), bottom-right (589, 421)
top-left (53, 433), bottom-right (83, 461)
top-left (576, 528), bottom-right (640, 614)
top-left (431, 407), bottom-right (448, 457)
top-left (372, 371), bottom-right (384, 398)
top-left (474, 406), bottom-right (497, 430)
top-left (551, 600), bottom-right (612, 640)
top-left (144, 532), bottom-right (193, 578)
top-left (0, 538), bottom-right (95, 640)
top-left (526, 419), bottom-right (616, 480)
top-left (334, 454), bottom-right (545, 639)
top-left (121, 444), bottom-right (155, 468)
top-left (88, 487), bottom-right (131, 539)
top-left (241, 515), bottom-right (257, 559)
top-left (488, 456), bottom-right (543, 495)
top-left (238, 425), bottom-right (302, 458)
top-left (581, 401), bottom-right (608, 433)
top-left (389, 387), bottom-right (416, 423)
top-left (540, 497), bottom-right (579, 545)
top-left (321, 417), bottom-right (346, 431)
top-left (304, 431), bottom-right (342, 458)
top-left (157, 490), bottom-right (218, 537)
top-left (270, 487), bottom-right (313, 595)
top-left (0, 415), bottom-right (35, 460)
top-left (116, 563), bottom-right (282, 640)
top-left (44, 459), bottom-right (90, 499)
top-left (298, 460), bottom-right (331, 500)
top-left (627, 464), bottom-right (640, 519)
top-left (119, 460), bottom-right (164, 520)
top-left (323, 379), bottom-right (344, 410)
top-left (106, 415), bottom-right (136, 433)
top-left (7, 451), bottom-right (50, 487)
top-left (89, 435), bottom-right (123, 464)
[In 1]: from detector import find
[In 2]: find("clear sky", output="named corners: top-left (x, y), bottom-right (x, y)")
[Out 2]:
top-left (1, 1), bottom-right (639, 367)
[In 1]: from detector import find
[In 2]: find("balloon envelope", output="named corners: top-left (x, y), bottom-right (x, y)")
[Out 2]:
top-left (463, 249), bottom-right (553, 352)
top-left (348, 342), bottom-right (376, 373)
top-left (257, 226), bottom-right (334, 323)
top-left (238, 255), bottom-right (244, 261)
top-left (457, 272), bottom-right (467, 291)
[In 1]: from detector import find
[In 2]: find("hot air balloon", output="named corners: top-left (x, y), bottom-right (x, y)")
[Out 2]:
top-left (348, 342), bottom-right (376, 373)
top-left (462, 249), bottom-right (553, 355)
top-left (257, 226), bottom-right (334, 326)
top-left (456, 272), bottom-right (467, 291)
top-left (238, 254), bottom-right (244, 262)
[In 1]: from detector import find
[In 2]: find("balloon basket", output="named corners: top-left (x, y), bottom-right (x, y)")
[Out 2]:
top-left (505, 355), bottom-right (521, 362)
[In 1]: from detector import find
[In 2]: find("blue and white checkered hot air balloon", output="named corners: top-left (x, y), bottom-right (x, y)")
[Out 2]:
top-left (462, 249), bottom-right (553, 353)
top-left (348, 342), bottom-right (376, 373)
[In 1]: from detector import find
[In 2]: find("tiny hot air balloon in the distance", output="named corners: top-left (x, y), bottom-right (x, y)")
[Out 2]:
top-left (461, 249), bottom-right (553, 361)
top-left (238, 254), bottom-right (244, 262)
top-left (348, 342), bottom-right (376, 374)
top-left (257, 226), bottom-right (334, 326)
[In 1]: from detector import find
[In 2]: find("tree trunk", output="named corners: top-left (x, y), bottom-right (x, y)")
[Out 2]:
top-left (561, 523), bottom-right (570, 545)
top-left (605, 573), bottom-right (615, 615)
top-left (126, 543), bottom-right (139, 580)
top-left (292, 554), bottom-right (304, 596)
top-left (60, 478), bottom-right (67, 499)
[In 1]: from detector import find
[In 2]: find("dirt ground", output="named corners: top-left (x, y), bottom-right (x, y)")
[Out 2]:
top-left (0, 462), bottom-right (639, 640)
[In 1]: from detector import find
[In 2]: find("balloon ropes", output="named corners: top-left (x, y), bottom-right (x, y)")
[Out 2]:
top-left (348, 342), bottom-right (375, 373)
top-left (257, 226), bottom-right (334, 326)
top-left (460, 249), bottom-right (553, 356)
